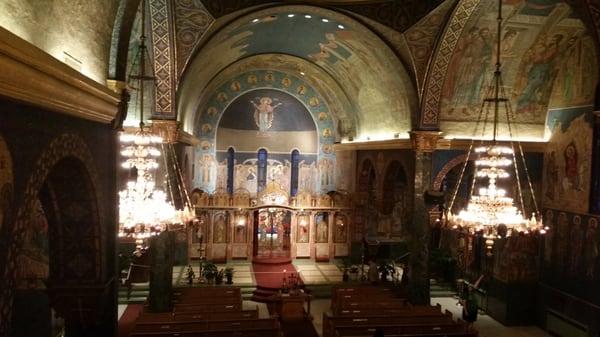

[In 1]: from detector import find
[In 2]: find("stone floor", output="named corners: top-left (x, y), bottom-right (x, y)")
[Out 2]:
top-left (433, 297), bottom-right (552, 337)
top-left (293, 261), bottom-right (344, 284)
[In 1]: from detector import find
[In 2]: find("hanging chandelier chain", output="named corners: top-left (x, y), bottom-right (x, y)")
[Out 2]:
top-left (169, 144), bottom-right (193, 207)
top-left (447, 0), bottom-right (545, 241)
top-left (500, 77), bottom-right (541, 218)
top-left (161, 142), bottom-right (175, 205)
top-left (448, 82), bottom-right (493, 212)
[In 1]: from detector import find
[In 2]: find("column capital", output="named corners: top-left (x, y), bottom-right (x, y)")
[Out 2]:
top-left (409, 130), bottom-right (443, 153)
top-left (106, 79), bottom-right (127, 94)
top-left (151, 119), bottom-right (179, 144)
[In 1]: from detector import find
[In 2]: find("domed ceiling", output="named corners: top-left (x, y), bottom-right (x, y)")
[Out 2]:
top-left (178, 5), bottom-right (418, 142)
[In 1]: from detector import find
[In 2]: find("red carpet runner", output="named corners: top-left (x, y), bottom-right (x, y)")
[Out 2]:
top-left (117, 304), bottom-right (143, 337)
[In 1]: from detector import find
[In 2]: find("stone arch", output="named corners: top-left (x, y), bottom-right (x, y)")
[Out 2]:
top-left (432, 154), bottom-right (469, 191)
top-left (193, 69), bottom-right (336, 193)
top-left (0, 133), bottom-right (103, 336)
top-left (381, 160), bottom-right (409, 215)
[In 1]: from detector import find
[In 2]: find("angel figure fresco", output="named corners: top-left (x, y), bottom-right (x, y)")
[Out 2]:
top-left (250, 97), bottom-right (282, 132)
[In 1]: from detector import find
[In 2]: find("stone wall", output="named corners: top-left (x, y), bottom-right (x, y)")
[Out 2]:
top-left (0, 0), bottom-right (119, 83)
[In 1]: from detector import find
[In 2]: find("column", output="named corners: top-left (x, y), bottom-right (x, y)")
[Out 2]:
top-left (407, 131), bottom-right (441, 305)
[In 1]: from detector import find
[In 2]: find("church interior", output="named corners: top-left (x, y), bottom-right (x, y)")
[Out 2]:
top-left (1, 0), bottom-right (600, 336)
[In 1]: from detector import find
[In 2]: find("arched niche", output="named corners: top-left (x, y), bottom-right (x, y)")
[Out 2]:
top-left (12, 156), bottom-right (101, 337)
top-left (357, 158), bottom-right (376, 204)
top-left (194, 71), bottom-right (335, 193)
top-left (381, 161), bottom-right (408, 214)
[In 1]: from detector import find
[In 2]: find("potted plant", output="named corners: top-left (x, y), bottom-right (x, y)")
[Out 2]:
top-left (224, 267), bottom-right (234, 284)
top-left (201, 262), bottom-right (217, 284)
top-left (378, 261), bottom-right (396, 282)
top-left (215, 269), bottom-right (224, 285)
top-left (349, 265), bottom-right (359, 281)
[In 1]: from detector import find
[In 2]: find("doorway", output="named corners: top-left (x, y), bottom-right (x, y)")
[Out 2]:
top-left (253, 208), bottom-right (291, 260)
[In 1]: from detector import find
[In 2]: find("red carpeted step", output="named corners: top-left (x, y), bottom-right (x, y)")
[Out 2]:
top-left (117, 304), bottom-right (143, 337)
top-left (251, 262), bottom-right (304, 303)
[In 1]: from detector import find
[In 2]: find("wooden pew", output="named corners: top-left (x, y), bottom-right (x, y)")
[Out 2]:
top-left (174, 287), bottom-right (241, 299)
top-left (333, 321), bottom-right (473, 336)
top-left (331, 286), bottom-right (394, 304)
top-left (135, 309), bottom-right (259, 324)
top-left (173, 302), bottom-right (243, 313)
top-left (130, 328), bottom-right (282, 337)
top-left (323, 309), bottom-right (453, 337)
top-left (129, 317), bottom-right (280, 336)
top-left (335, 303), bottom-right (443, 316)
top-left (333, 298), bottom-right (409, 315)
top-left (335, 331), bottom-right (477, 337)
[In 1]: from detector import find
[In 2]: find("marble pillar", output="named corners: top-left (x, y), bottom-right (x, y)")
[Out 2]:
top-left (148, 231), bottom-right (175, 312)
top-left (407, 131), bottom-right (441, 305)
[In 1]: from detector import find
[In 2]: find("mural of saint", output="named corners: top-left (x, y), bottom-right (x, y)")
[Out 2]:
top-left (334, 215), bottom-right (347, 243)
top-left (515, 34), bottom-right (567, 115)
top-left (569, 216), bottom-right (583, 275)
top-left (201, 123), bottom-right (213, 134)
top-left (281, 77), bottom-right (291, 88)
top-left (213, 214), bottom-right (227, 243)
top-left (563, 142), bottom-right (581, 191)
top-left (584, 218), bottom-right (599, 280)
top-left (230, 81), bottom-right (241, 92)
top-left (251, 97), bottom-right (282, 132)
top-left (297, 216), bottom-right (309, 243)
top-left (319, 158), bottom-right (333, 188)
top-left (207, 106), bottom-right (218, 117)
top-left (199, 154), bottom-right (215, 185)
top-left (234, 222), bottom-right (247, 243)
top-left (555, 212), bottom-right (569, 271)
top-left (444, 27), bottom-right (493, 112)
top-left (316, 214), bottom-right (328, 243)
top-left (247, 74), bottom-right (258, 85)
top-left (297, 85), bottom-right (306, 95)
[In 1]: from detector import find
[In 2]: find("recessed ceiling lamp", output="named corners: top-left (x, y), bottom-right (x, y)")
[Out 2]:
top-left (337, 24), bottom-right (345, 29)
top-left (288, 14), bottom-right (295, 17)
top-left (322, 18), bottom-right (329, 22)
top-left (304, 14), bottom-right (312, 19)
top-left (252, 18), bottom-right (259, 23)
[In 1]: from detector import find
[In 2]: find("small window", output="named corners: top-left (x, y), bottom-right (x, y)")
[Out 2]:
top-left (257, 149), bottom-right (268, 192)
top-left (291, 150), bottom-right (300, 196)
top-left (227, 147), bottom-right (235, 194)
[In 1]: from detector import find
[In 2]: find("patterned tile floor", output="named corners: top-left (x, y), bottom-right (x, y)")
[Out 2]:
top-left (173, 262), bottom-right (256, 286)
top-left (171, 260), bottom-right (345, 287)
